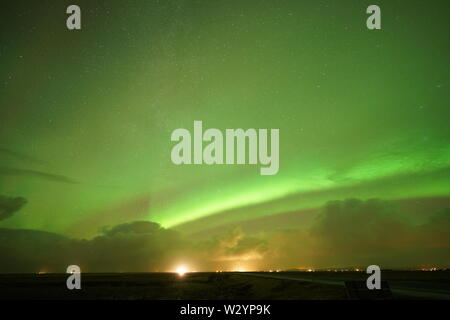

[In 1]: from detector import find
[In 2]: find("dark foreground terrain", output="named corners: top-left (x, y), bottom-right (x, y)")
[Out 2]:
top-left (0, 271), bottom-right (449, 300)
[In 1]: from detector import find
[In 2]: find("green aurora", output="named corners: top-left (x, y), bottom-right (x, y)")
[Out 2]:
top-left (1, 0), bottom-right (449, 251)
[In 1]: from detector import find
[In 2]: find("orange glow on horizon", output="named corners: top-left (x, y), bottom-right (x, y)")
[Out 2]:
top-left (175, 266), bottom-right (188, 276)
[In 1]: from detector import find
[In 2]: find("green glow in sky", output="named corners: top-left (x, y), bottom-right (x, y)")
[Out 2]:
top-left (0, 0), bottom-right (449, 238)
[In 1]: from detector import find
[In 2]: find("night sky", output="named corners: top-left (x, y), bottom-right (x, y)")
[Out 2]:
top-left (0, 0), bottom-right (449, 272)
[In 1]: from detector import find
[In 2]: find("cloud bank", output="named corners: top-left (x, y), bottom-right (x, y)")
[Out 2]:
top-left (0, 198), bottom-right (449, 273)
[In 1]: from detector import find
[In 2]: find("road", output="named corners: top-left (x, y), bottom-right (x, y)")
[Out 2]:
top-left (240, 272), bottom-right (450, 300)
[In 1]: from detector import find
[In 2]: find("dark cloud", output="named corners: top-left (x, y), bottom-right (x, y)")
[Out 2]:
top-left (0, 166), bottom-right (79, 184)
top-left (100, 220), bottom-right (164, 236)
top-left (0, 147), bottom-right (48, 165)
top-left (0, 221), bottom-right (265, 273)
top-left (0, 199), bottom-right (449, 273)
top-left (311, 198), bottom-right (406, 254)
top-left (0, 195), bottom-right (27, 221)
top-left (84, 221), bottom-right (184, 272)
top-left (0, 221), bottom-right (184, 273)
top-left (0, 229), bottom-right (75, 273)
top-left (263, 198), bottom-right (450, 269)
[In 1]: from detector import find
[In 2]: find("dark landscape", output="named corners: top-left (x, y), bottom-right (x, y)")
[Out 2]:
top-left (1, 271), bottom-right (449, 300)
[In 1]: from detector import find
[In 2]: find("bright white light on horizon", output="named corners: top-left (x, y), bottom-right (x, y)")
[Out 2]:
top-left (176, 266), bottom-right (188, 276)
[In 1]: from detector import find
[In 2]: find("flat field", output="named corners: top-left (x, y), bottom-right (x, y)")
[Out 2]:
top-left (0, 271), bottom-right (449, 300)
